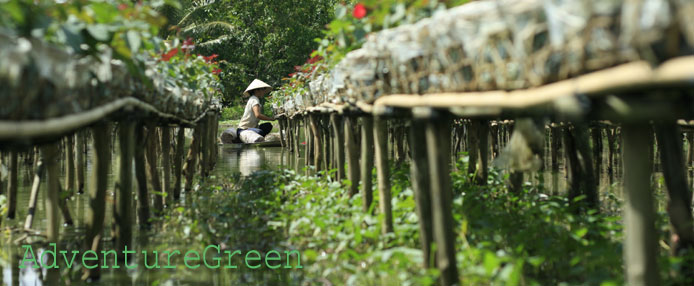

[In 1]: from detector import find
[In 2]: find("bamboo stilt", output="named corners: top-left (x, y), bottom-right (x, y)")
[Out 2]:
top-left (161, 126), bottom-right (172, 206)
top-left (7, 151), bottom-right (18, 219)
top-left (654, 122), bottom-right (694, 280)
top-left (43, 143), bottom-right (61, 243)
top-left (344, 116), bottom-right (360, 196)
top-left (309, 114), bottom-right (323, 171)
top-left (134, 123), bottom-right (150, 227)
top-left (173, 127), bottom-right (185, 201)
top-left (83, 122), bottom-right (111, 281)
top-left (76, 131), bottom-right (86, 194)
top-left (425, 110), bottom-right (459, 286)
top-left (563, 124), bottom-right (598, 210)
top-left (331, 114), bottom-right (345, 181)
top-left (24, 158), bottom-right (44, 230)
top-left (115, 121), bottom-right (134, 254)
top-left (183, 123), bottom-right (201, 193)
top-left (410, 115), bottom-right (434, 268)
top-left (200, 116), bottom-right (210, 178)
top-left (373, 116), bottom-right (393, 234)
top-left (146, 125), bottom-right (164, 213)
top-left (622, 123), bottom-right (660, 286)
top-left (65, 135), bottom-right (75, 195)
top-left (360, 117), bottom-right (375, 213)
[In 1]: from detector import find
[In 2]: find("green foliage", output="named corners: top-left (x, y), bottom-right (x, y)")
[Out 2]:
top-left (221, 105), bottom-right (244, 121)
top-left (159, 0), bottom-right (339, 105)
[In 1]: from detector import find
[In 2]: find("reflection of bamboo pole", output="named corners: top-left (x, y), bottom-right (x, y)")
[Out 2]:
top-left (373, 116), bottom-right (393, 234)
top-left (360, 117), bottom-right (374, 213)
top-left (115, 121), bottom-right (134, 254)
top-left (134, 123), bottom-right (150, 227)
top-left (24, 158), bottom-right (44, 230)
top-left (161, 126), bottom-right (172, 206)
top-left (173, 127), bottom-right (185, 201)
top-left (409, 114), bottom-right (433, 268)
top-left (425, 110), bottom-right (458, 286)
top-left (622, 123), bottom-right (660, 286)
top-left (84, 122), bottom-right (111, 281)
top-left (344, 116), bottom-right (360, 196)
top-left (7, 151), bottom-right (18, 219)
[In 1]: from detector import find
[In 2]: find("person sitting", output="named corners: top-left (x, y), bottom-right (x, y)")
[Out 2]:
top-left (237, 79), bottom-right (275, 143)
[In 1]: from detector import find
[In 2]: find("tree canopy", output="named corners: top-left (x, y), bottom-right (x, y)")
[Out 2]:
top-left (160, 0), bottom-right (339, 105)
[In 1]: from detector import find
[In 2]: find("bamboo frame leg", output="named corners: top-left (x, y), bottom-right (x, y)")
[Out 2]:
top-left (183, 124), bottom-right (201, 193)
top-left (467, 121), bottom-right (479, 183)
top-left (173, 127), bottom-right (185, 201)
top-left (115, 121), bottom-right (134, 255)
top-left (591, 127), bottom-right (603, 186)
top-left (309, 114), bottom-right (323, 171)
top-left (331, 114), bottom-right (345, 181)
top-left (134, 123), bottom-right (150, 228)
top-left (344, 116), bottom-right (360, 196)
top-left (200, 117), bottom-right (210, 177)
top-left (42, 144), bottom-right (60, 242)
top-left (7, 151), bottom-right (18, 219)
top-left (279, 118), bottom-right (287, 148)
top-left (622, 123), bottom-right (660, 286)
top-left (24, 158), bottom-right (44, 230)
top-left (425, 110), bottom-right (459, 286)
top-left (410, 115), bottom-right (434, 268)
top-left (374, 116), bottom-right (393, 234)
top-left (76, 131), bottom-right (86, 194)
top-left (161, 126), bottom-right (172, 207)
top-left (146, 125), bottom-right (163, 213)
top-left (563, 124), bottom-right (598, 210)
top-left (654, 122), bottom-right (694, 280)
top-left (478, 120), bottom-right (489, 185)
top-left (65, 135), bottom-right (75, 195)
top-left (360, 117), bottom-right (375, 213)
top-left (83, 122), bottom-right (111, 281)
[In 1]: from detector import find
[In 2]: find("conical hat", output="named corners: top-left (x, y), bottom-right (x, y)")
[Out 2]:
top-left (243, 79), bottom-right (272, 97)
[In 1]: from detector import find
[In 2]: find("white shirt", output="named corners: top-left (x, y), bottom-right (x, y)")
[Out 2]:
top-left (238, 96), bottom-right (261, 129)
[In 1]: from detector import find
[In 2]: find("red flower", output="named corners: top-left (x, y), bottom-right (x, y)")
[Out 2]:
top-left (353, 3), bottom-right (367, 19)
top-left (203, 54), bottom-right (218, 63)
top-left (212, 68), bottom-right (222, 75)
top-left (118, 3), bottom-right (128, 10)
top-left (181, 38), bottom-right (195, 52)
top-left (161, 48), bottom-right (179, 61)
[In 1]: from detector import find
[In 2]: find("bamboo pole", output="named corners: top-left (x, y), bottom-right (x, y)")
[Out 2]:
top-left (6, 151), bottom-right (18, 219)
top-left (183, 123), bottom-right (201, 193)
top-left (467, 121), bottom-right (479, 183)
top-left (654, 122), bottom-right (694, 280)
top-left (42, 143), bottom-right (61, 243)
top-left (332, 114), bottom-right (345, 181)
top-left (65, 135), bottom-right (75, 195)
top-left (146, 125), bottom-right (164, 213)
top-left (592, 128), bottom-right (603, 186)
top-left (279, 118), bottom-right (287, 148)
top-left (622, 123), bottom-right (660, 286)
top-left (173, 127), bottom-right (185, 201)
top-left (161, 126), bottom-right (172, 206)
top-left (344, 116), bottom-right (360, 196)
top-left (83, 122), bottom-right (111, 281)
top-left (76, 131), bottom-right (86, 194)
top-left (425, 110), bottom-right (459, 286)
top-left (322, 115), bottom-right (331, 172)
top-left (563, 124), bottom-right (598, 210)
top-left (360, 117), bottom-right (375, 213)
top-left (409, 114), bottom-right (434, 268)
top-left (24, 158), bottom-right (44, 230)
top-left (478, 120), bottom-right (489, 185)
top-left (134, 123), bottom-right (150, 228)
top-left (115, 121), bottom-right (134, 254)
top-left (373, 116), bottom-right (393, 234)
top-left (309, 114), bottom-right (323, 170)
top-left (200, 116), bottom-right (210, 177)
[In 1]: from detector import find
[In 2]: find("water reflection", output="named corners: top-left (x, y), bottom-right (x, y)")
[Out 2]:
top-left (217, 145), bottom-right (296, 176)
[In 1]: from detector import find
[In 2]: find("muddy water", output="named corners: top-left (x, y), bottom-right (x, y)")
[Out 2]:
top-left (0, 143), bottom-right (303, 286)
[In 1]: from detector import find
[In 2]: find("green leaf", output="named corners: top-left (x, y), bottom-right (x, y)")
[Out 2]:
top-left (86, 24), bottom-right (110, 41)
top-left (126, 30), bottom-right (141, 53)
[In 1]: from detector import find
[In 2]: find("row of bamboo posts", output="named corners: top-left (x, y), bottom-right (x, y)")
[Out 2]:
top-left (0, 110), bottom-right (220, 281)
top-left (276, 102), bottom-right (694, 285)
